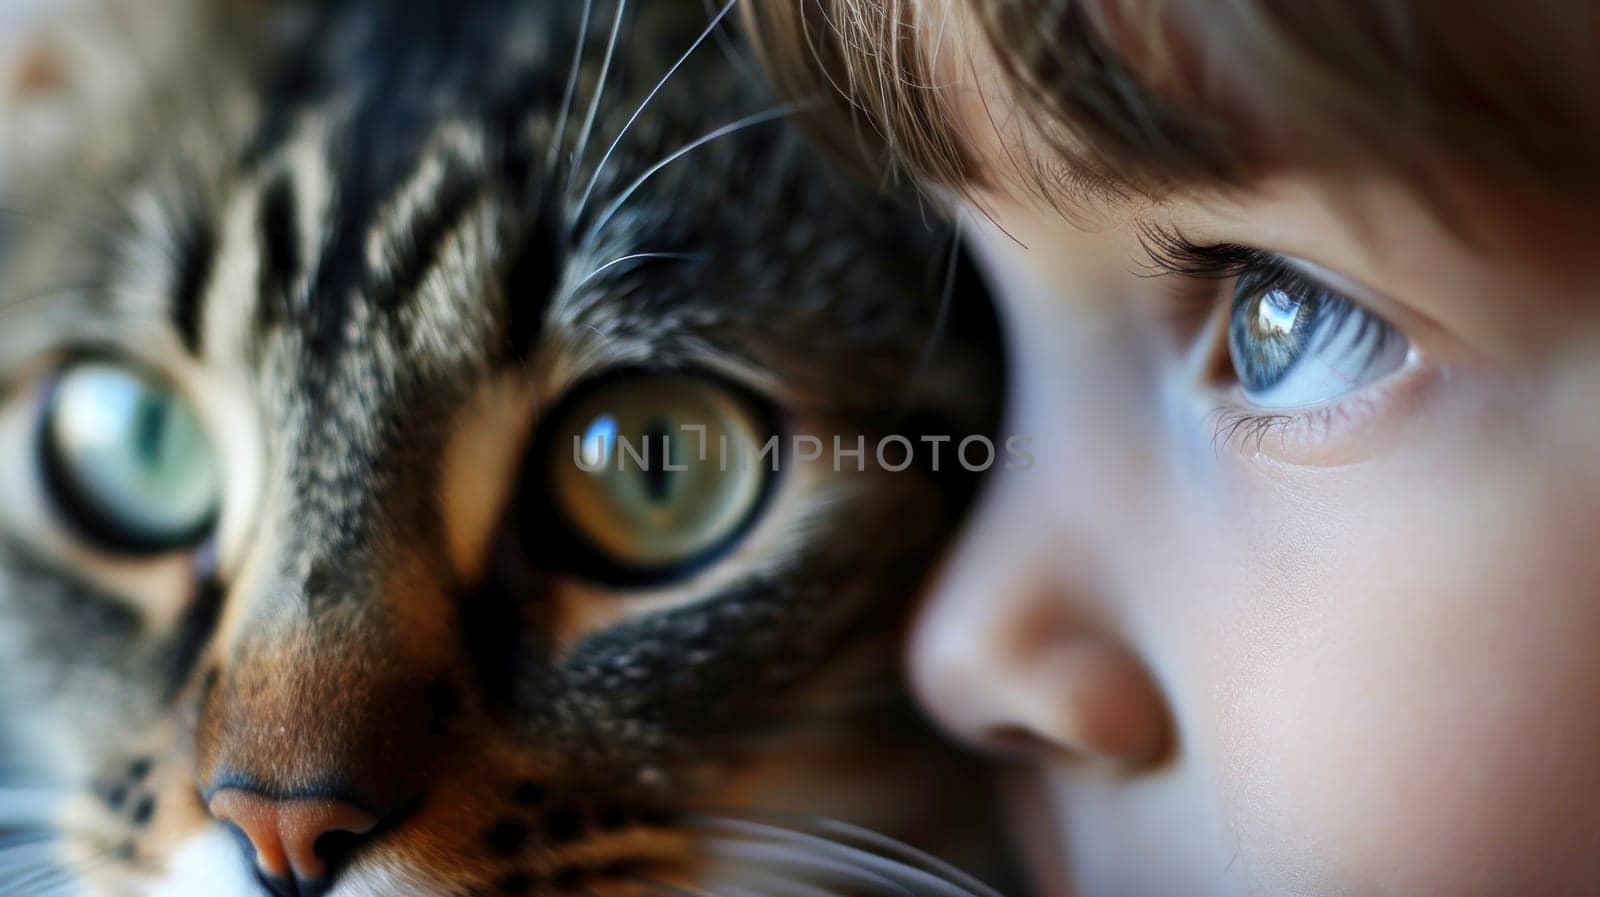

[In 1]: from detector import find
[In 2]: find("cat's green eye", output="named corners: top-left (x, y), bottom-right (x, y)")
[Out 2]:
top-left (534, 372), bottom-right (776, 585)
top-left (39, 360), bottom-right (221, 553)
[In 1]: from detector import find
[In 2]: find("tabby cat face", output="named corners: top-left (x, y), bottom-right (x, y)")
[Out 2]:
top-left (0, 1), bottom-right (1001, 896)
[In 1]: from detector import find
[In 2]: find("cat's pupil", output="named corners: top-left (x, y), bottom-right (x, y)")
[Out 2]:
top-left (643, 416), bottom-right (678, 503)
top-left (133, 397), bottom-right (171, 469)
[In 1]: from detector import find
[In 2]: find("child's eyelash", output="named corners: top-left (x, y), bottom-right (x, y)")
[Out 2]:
top-left (1135, 225), bottom-right (1286, 334)
top-left (1137, 224), bottom-right (1274, 280)
top-left (1138, 223), bottom-right (1375, 349)
top-left (1209, 408), bottom-right (1296, 454)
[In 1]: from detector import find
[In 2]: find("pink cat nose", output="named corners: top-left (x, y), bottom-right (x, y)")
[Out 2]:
top-left (207, 789), bottom-right (378, 887)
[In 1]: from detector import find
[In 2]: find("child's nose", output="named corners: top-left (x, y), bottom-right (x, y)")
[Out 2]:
top-left (907, 473), bottom-right (1171, 769)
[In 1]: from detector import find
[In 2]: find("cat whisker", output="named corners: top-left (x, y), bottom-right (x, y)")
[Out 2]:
top-left (2, 857), bottom-right (71, 896)
top-left (27, 878), bottom-right (82, 897)
top-left (688, 812), bottom-right (1002, 897)
top-left (0, 833), bottom-right (59, 860)
top-left (0, 200), bottom-right (122, 252)
top-left (0, 839), bottom-right (62, 868)
top-left (0, 203), bottom-right (85, 242)
top-left (0, 282), bottom-right (98, 322)
top-left (581, 104), bottom-right (803, 247)
top-left (0, 864), bottom-right (59, 897)
top-left (548, 0), bottom-right (597, 177)
top-left (700, 0), bottom-right (763, 86)
top-left (6, 844), bottom-right (115, 897)
top-left (624, 872), bottom-right (701, 897)
top-left (696, 836), bottom-right (919, 897)
top-left (577, 251), bottom-right (710, 289)
top-left (704, 865), bottom-right (846, 897)
top-left (572, 0), bottom-right (737, 220)
top-left (629, 871), bottom-right (747, 897)
top-left (710, 810), bottom-right (1005, 897)
top-left (568, 0), bottom-right (629, 195)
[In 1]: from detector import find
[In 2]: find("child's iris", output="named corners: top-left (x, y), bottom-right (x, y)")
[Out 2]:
top-left (1227, 264), bottom-right (1408, 409)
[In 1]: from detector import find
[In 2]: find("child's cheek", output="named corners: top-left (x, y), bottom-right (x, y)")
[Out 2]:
top-left (1205, 389), bottom-right (1600, 895)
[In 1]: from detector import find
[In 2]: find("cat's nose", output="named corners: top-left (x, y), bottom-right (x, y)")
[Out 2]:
top-left (207, 789), bottom-right (378, 897)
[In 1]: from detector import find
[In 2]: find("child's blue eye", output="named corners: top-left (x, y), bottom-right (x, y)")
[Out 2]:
top-left (1227, 265), bottom-right (1408, 408)
top-left (39, 360), bottom-right (221, 553)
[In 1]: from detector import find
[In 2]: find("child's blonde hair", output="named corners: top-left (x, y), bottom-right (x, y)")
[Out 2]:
top-left (744, 1), bottom-right (1600, 203)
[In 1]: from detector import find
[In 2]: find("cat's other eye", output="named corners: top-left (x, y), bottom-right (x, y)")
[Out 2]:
top-left (38, 359), bottom-right (221, 554)
top-left (1226, 261), bottom-right (1409, 409)
top-left (524, 370), bottom-right (777, 587)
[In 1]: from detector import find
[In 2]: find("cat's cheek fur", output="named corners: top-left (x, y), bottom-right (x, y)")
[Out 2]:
top-left (137, 829), bottom-right (270, 897)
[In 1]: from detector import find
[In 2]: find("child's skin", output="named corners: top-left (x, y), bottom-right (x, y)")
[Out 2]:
top-left (884, 7), bottom-right (1600, 896)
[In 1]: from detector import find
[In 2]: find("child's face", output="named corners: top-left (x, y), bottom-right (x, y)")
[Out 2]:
top-left (906, 22), bottom-right (1600, 897)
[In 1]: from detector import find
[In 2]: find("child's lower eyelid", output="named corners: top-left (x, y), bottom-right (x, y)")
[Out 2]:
top-left (1208, 407), bottom-right (1296, 455)
top-left (1204, 370), bottom-right (1418, 463)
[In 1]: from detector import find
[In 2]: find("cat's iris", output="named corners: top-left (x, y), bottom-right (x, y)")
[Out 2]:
top-left (531, 371), bottom-right (776, 585)
top-left (39, 360), bottom-right (220, 552)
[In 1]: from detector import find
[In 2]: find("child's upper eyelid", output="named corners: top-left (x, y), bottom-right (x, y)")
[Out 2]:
top-left (1134, 223), bottom-right (1473, 371)
top-left (1137, 224), bottom-right (1397, 317)
top-left (1136, 224), bottom-right (1269, 280)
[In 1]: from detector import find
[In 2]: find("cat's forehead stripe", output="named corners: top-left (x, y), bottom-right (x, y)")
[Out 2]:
top-left (169, 211), bottom-right (216, 354)
top-left (253, 172), bottom-right (301, 336)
